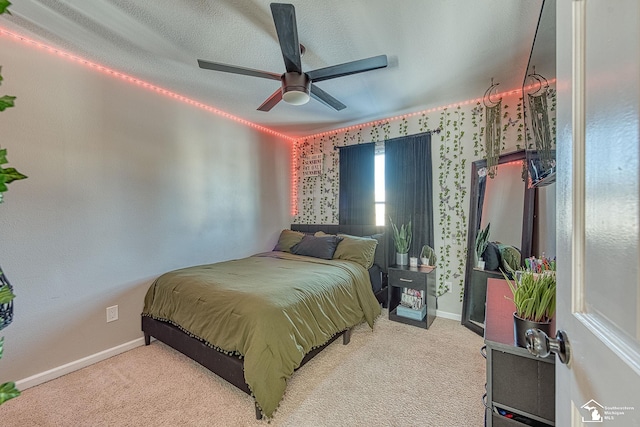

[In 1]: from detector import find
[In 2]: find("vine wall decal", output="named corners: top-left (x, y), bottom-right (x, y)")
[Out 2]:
top-left (292, 86), bottom-right (556, 310)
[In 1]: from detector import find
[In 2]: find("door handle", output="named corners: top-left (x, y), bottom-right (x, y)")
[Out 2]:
top-left (525, 328), bottom-right (571, 365)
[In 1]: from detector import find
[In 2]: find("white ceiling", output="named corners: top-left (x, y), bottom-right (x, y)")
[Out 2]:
top-left (1, 0), bottom-right (546, 138)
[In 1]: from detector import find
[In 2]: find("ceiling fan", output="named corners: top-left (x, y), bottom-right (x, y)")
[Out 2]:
top-left (197, 3), bottom-right (388, 112)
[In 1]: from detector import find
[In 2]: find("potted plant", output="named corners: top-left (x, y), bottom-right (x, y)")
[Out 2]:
top-left (503, 270), bottom-right (556, 347)
top-left (420, 245), bottom-right (436, 266)
top-left (389, 217), bottom-right (411, 266)
top-left (0, 271), bottom-right (19, 404)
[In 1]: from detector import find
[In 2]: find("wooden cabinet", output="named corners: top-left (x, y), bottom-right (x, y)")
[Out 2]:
top-left (485, 278), bottom-right (555, 426)
top-left (387, 265), bottom-right (436, 329)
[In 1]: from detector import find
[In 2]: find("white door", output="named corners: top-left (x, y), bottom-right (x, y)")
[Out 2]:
top-left (555, 0), bottom-right (640, 425)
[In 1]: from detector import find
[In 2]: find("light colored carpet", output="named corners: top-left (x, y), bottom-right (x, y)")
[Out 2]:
top-left (0, 312), bottom-right (486, 426)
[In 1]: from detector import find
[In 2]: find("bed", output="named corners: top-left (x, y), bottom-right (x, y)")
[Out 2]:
top-left (141, 225), bottom-right (387, 419)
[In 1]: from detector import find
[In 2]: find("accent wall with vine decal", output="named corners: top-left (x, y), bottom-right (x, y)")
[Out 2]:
top-left (292, 85), bottom-right (555, 313)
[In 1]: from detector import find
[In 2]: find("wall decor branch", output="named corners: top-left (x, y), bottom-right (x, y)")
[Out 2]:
top-left (483, 79), bottom-right (502, 178)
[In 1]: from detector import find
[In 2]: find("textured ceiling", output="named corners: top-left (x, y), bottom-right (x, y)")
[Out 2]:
top-left (1, 0), bottom-right (548, 138)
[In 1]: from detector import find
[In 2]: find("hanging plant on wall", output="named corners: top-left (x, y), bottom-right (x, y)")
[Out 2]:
top-left (437, 106), bottom-right (468, 299)
top-left (525, 70), bottom-right (554, 167)
top-left (483, 79), bottom-right (502, 178)
top-left (0, 0), bottom-right (27, 405)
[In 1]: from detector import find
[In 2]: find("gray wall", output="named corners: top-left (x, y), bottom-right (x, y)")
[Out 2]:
top-left (0, 40), bottom-right (292, 383)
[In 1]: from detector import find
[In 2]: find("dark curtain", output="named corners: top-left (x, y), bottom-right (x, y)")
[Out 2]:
top-left (338, 143), bottom-right (375, 225)
top-left (385, 133), bottom-right (434, 258)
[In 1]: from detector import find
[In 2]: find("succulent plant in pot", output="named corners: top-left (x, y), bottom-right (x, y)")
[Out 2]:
top-left (420, 245), bottom-right (436, 266)
top-left (503, 270), bottom-right (556, 347)
top-left (389, 217), bottom-right (411, 266)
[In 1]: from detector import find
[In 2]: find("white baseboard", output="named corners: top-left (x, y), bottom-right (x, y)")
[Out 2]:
top-left (16, 337), bottom-right (146, 390)
top-left (436, 310), bottom-right (462, 322)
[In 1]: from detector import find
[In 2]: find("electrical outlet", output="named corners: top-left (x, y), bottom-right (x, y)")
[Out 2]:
top-left (106, 305), bottom-right (118, 323)
top-left (445, 282), bottom-right (453, 293)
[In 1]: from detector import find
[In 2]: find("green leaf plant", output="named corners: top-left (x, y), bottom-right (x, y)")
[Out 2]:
top-left (0, 283), bottom-right (15, 304)
top-left (0, 336), bottom-right (20, 404)
top-left (0, 66), bottom-right (27, 204)
top-left (503, 270), bottom-right (556, 323)
top-left (389, 217), bottom-right (412, 254)
top-left (0, 0), bottom-right (24, 405)
top-left (0, 0), bottom-right (11, 15)
top-left (0, 2), bottom-right (28, 203)
top-left (475, 222), bottom-right (490, 263)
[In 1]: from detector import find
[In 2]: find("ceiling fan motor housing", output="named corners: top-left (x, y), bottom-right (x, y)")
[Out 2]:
top-left (282, 72), bottom-right (311, 105)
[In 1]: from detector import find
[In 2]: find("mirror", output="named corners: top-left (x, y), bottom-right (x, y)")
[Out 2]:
top-left (461, 151), bottom-right (535, 336)
top-left (461, 0), bottom-right (557, 336)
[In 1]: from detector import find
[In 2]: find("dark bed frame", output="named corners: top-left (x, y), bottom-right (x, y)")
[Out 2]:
top-left (142, 316), bottom-right (350, 419)
top-left (141, 224), bottom-right (386, 419)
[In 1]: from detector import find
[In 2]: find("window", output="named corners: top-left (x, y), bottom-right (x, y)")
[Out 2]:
top-left (375, 153), bottom-right (385, 226)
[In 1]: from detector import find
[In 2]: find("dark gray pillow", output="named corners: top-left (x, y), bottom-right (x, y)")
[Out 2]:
top-left (291, 235), bottom-right (343, 260)
top-left (482, 242), bottom-right (501, 271)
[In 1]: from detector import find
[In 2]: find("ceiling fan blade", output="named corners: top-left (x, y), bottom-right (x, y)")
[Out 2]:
top-left (270, 3), bottom-right (302, 74)
top-left (257, 88), bottom-right (283, 112)
top-left (307, 55), bottom-right (388, 82)
top-left (310, 84), bottom-right (346, 111)
top-left (197, 59), bottom-right (281, 81)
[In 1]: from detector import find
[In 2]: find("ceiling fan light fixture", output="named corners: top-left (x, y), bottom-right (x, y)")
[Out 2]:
top-left (281, 72), bottom-right (311, 105)
top-left (283, 88), bottom-right (310, 105)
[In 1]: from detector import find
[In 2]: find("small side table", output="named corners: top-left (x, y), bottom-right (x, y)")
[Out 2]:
top-left (387, 265), bottom-right (436, 329)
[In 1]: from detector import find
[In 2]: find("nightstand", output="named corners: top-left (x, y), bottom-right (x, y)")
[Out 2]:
top-left (387, 265), bottom-right (436, 329)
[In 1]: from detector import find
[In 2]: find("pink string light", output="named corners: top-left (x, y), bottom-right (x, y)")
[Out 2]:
top-left (0, 27), bottom-right (295, 142)
top-left (297, 79), bottom-right (555, 142)
top-left (1, 27), bottom-right (556, 217)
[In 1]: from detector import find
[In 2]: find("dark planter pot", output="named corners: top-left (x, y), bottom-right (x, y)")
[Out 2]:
top-left (513, 312), bottom-right (552, 348)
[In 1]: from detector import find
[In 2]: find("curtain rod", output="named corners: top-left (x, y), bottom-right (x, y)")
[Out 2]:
top-left (332, 128), bottom-right (441, 150)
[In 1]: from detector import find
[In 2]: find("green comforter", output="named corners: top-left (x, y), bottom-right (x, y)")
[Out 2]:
top-left (142, 251), bottom-right (381, 417)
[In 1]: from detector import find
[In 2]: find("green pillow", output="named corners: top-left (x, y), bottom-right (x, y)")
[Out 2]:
top-left (273, 229), bottom-right (304, 253)
top-left (498, 244), bottom-right (522, 274)
top-left (333, 234), bottom-right (378, 269)
top-left (365, 233), bottom-right (386, 269)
